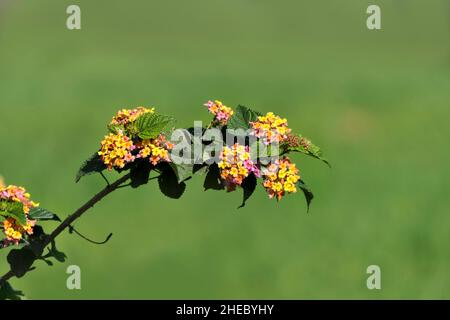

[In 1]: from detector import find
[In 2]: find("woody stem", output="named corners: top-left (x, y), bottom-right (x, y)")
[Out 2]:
top-left (0, 173), bottom-right (131, 286)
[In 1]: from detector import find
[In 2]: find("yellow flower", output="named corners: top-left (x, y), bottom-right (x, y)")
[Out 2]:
top-left (250, 112), bottom-right (292, 145)
top-left (273, 182), bottom-right (283, 192)
top-left (204, 100), bottom-right (234, 125)
top-left (1, 183), bottom-right (38, 243)
top-left (137, 135), bottom-right (173, 165)
top-left (238, 167), bottom-right (248, 176)
top-left (262, 157), bottom-right (300, 200)
top-left (217, 144), bottom-right (260, 191)
top-left (98, 131), bottom-right (136, 170)
top-left (230, 167), bottom-right (239, 177)
top-left (2, 218), bottom-right (35, 243)
top-left (284, 182), bottom-right (297, 193)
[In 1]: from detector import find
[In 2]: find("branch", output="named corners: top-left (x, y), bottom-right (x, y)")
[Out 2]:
top-left (0, 173), bottom-right (131, 286)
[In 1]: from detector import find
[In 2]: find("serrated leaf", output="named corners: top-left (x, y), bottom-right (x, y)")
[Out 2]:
top-left (298, 179), bottom-right (314, 212)
top-left (130, 161), bottom-right (152, 188)
top-left (203, 164), bottom-right (225, 191)
top-left (0, 201), bottom-right (26, 226)
top-left (135, 113), bottom-right (174, 140)
top-left (0, 281), bottom-right (24, 300)
top-left (227, 105), bottom-right (262, 130)
top-left (157, 164), bottom-right (186, 199)
top-left (28, 207), bottom-right (61, 222)
top-left (75, 153), bottom-right (107, 183)
top-left (239, 173), bottom-right (257, 208)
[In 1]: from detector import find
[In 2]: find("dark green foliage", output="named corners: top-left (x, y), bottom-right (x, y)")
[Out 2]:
top-left (6, 226), bottom-right (66, 281)
top-left (203, 164), bottom-right (225, 191)
top-left (41, 241), bottom-right (67, 264)
top-left (130, 161), bottom-right (152, 188)
top-left (239, 173), bottom-right (257, 208)
top-left (7, 248), bottom-right (36, 278)
top-left (0, 281), bottom-right (24, 300)
top-left (75, 153), bottom-right (106, 183)
top-left (28, 225), bottom-right (48, 257)
top-left (158, 163), bottom-right (186, 199)
top-left (298, 179), bottom-right (314, 213)
top-left (193, 164), bottom-right (208, 175)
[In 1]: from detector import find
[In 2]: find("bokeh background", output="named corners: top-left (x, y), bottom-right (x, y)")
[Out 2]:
top-left (1, 0), bottom-right (449, 299)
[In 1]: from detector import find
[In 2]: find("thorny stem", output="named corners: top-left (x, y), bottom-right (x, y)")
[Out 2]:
top-left (0, 173), bottom-right (131, 286)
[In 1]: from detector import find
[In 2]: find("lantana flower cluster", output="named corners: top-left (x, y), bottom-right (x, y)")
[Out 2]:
top-left (98, 130), bottom-right (136, 170)
top-left (98, 107), bottom-right (173, 170)
top-left (218, 144), bottom-right (260, 191)
top-left (136, 135), bottom-right (174, 166)
top-left (204, 100), bottom-right (310, 202)
top-left (1, 182), bottom-right (38, 245)
top-left (250, 112), bottom-right (291, 145)
top-left (262, 157), bottom-right (300, 200)
top-left (204, 100), bottom-right (234, 125)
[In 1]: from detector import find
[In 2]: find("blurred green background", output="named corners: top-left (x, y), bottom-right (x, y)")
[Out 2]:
top-left (0, 0), bottom-right (449, 299)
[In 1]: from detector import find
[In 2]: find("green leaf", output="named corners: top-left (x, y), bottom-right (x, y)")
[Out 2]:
top-left (239, 173), bottom-right (257, 208)
top-left (0, 281), bottom-right (24, 300)
top-left (157, 164), bottom-right (186, 199)
top-left (169, 163), bottom-right (194, 183)
top-left (27, 225), bottom-right (48, 257)
top-left (298, 179), bottom-right (314, 212)
top-left (203, 164), bottom-right (225, 191)
top-left (0, 201), bottom-right (26, 226)
top-left (130, 161), bottom-right (152, 188)
top-left (28, 207), bottom-right (61, 222)
top-left (135, 112), bottom-right (174, 140)
top-left (284, 135), bottom-right (330, 167)
top-left (7, 248), bottom-right (37, 278)
top-left (75, 153), bottom-right (107, 183)
top-left (227, 105), bottom-right (262, 130)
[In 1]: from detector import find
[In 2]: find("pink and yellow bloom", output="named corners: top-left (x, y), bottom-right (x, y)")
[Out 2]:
top-left (1, 182), bottom-right (38, 245)
top-left (218, 144), bottom-right (260, 191)
top-left (100, 107), bottom-right (175, 169)
top-left (98, 130), bottom-right (136, 170)
top-left (3, 218), bottom-right (35, 243)
top-left (262, 157), bottom-right (300, 200)
top-left (136, 134), bottom-right (174, 166)
top-left (204, 100), bottom-right (234, 125)
top-left (0, 185), bottom-right (39, 214)
top-left (250, 112), bottom-right (291, 145)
